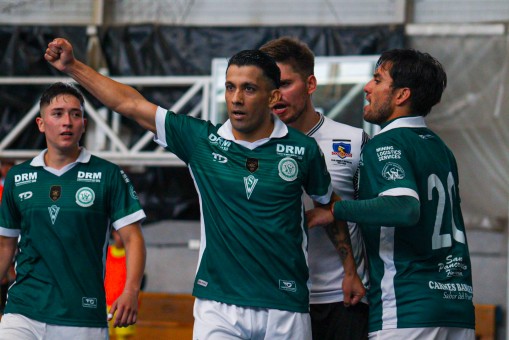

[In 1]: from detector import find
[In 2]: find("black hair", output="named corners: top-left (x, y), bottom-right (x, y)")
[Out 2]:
top-left (376, 49), bottom-right (447, 116)
top-left (227, 50), bottom-right (281, 89)
top-left (39, 82), bottom-right (85, 112)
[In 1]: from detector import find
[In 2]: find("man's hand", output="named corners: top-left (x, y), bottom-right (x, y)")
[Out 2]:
top-left (342, 272), bottom-right (366, 307)
top-left (306, 206), bottom-right (334, 228)
top-left (44, 38), bottom-right (76, 73)
top-left (108, 290), bottom-right (139, 328)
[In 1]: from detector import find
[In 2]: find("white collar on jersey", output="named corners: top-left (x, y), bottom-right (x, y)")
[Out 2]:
top-left (218, 114), bottom-right (288, 150)
top-left (377, 116), bottom-right (427, 136)
top-left (30, 148), bottom-right (92, 176)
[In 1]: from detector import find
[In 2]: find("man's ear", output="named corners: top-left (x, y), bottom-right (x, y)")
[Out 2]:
top-left (35, 115), bottom-right (45, 133)
top-left (395, 87), bottom-right (411, 106)
top-left (269, 89), bottom-right (282, 107)
top-left (306, 75), bottom-right (317, 95)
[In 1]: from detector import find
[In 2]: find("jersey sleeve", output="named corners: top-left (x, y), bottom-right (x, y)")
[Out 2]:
top-left (153, 106), bottom-right (210, 163)
top-left (108, 167), bottom-right (146, 230)
top-left (363, 134), bottom-right (419, 200)
top-left (0, 171), bottom-right (21, 237)
top-left (303, 141), bottom-right (333, 205)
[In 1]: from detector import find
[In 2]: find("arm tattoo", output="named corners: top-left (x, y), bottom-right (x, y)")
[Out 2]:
top-left (325, 221), bottom-right (353, 264)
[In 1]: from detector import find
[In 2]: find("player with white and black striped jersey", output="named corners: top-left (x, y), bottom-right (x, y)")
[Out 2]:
top-left (261, 37), bottom-right (370, 340)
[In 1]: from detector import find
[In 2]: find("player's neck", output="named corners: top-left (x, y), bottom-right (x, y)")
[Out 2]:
top-left (44, 146), bottom-right (81, 169)
top-left (289, 107), bottom-right (320, 135)
top-left (233, 115), bottom-right (275, 142)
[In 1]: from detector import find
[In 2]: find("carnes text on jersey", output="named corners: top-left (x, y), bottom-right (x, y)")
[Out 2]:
top-left (376, 145), bottom-right (401, 161)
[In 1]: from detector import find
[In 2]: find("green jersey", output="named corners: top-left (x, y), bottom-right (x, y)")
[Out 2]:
top-left (0, 149), bottom-right (145, 328)
top-left (359, 116), bottom-right (474, 331)
top-left (154, 108), bottom-right (332, 313)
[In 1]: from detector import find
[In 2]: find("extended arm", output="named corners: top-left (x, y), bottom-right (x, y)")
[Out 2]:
top-left (44, 38), bottom-right (158, 132)
top-left (307, 195), bottom-right (420, 228)
top-left (109, 223), bottom-right (146, 327)
top-left (0, 236), bottom-right (17, 280)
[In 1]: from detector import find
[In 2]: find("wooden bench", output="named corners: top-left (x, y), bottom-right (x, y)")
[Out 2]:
top-left (132, 292), bottom-right (194, 340)
top-left (475, 304), bottom-right (498, 340)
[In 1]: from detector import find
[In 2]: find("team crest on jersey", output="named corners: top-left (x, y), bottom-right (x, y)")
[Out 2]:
top-left (48, 205), bottom-right (60, 225)
top-left (49, 185), bottom-right (62, 202)
top-left (331, 140), bottom-right (352, 159)
top-left (208, 133), bottom-right (231, 151)
top-left (382, 162), bottom-right (405, 181)
top-left (246, 158), bottom-right (258, 173)
top-left (244, 175), bottom-right (258, 200)
top-left (278, 157), bottom-right (298, 182)
top-left (75, 187), bottom-right (95, 207)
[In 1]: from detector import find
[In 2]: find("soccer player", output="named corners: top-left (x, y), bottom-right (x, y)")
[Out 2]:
top-left (45, 38), bottom-right (333, 339)
top-left (260, 37), bottom-right (369, 340)
top-left (0, 82), bottom-right (146, 340)
top-left (307, 49), bottom-right (475, 339)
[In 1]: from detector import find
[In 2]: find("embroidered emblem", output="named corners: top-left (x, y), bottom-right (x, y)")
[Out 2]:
top-left (332, 140), bottom-right (352, 159)
top-left (278, 157), bottom-right (298, 182)
top-left (244, 175), bottom-right (258, 200)
top-left (48, 205), bottom-right (60, 225)
top-left (49, 185), bottom-right (61, 202)
top-left (246, 158), bottom-right (259, 173)
top-left (75, 187), bottom-right (95, 207)
top-left (382, 162), bottom-right (405, 181)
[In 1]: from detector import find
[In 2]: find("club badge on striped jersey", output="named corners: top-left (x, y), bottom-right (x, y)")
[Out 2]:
top-left (246, 158), bottom-right (259, 173)
top-left (49, 185), bottom-right (61, 202)
top-left (244, 175), bottom-right (258, 200)
top-left (332, 140), bottom-right (352, 159)
top-left (75, 187), bottom-right (95, 207)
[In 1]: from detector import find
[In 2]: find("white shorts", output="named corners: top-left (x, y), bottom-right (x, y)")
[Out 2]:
top-left (369, 327), bottom-right (475, 340)
top-left (193, 298), bottom-right (311, 340)
top-left (0, 313), bottom-right (108, 340)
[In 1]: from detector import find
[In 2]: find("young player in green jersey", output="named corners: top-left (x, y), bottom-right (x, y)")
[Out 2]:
top-left (307, 49), bottom-right (475, 339)
top-left (44, 38), bottom-right (334, 339)
top-left (0, 83), bottom-right (146, 340)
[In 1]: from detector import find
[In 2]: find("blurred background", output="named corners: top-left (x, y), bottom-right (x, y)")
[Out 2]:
top-left (0, 1), bottom-right (508, 338)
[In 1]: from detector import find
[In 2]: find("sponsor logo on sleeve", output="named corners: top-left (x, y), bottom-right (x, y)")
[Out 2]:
top-left (376, 146), bottom-right (401, 161)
